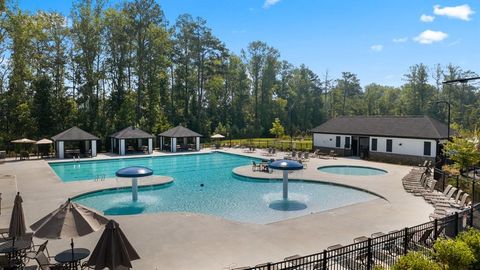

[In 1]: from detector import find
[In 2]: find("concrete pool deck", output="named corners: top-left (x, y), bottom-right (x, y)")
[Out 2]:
top-left (0, 148), bottom-right (433, 269)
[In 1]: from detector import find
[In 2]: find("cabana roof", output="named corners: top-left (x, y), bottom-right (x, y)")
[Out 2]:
top-left (52, 126), bottom-right (99, 141)
top-left (110, 126), bottom-right (154, 139)
top-left (158, 126), bottom-right (202, 138)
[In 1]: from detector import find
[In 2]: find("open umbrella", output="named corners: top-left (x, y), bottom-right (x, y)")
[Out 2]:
top-left (87, 220), bottom-right (140, 270)
top-left (35, 138), bottom-right (53, 145)
top-left (11, 138), bottom-right (36, 144)
top-left (30, 199), bottom-right (109, 258)
top-left (210, 134), bottom-right (225, 139)
top-left (9, 192), bottom-right (26, 238)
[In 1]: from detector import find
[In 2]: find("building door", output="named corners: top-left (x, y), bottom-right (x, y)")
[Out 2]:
top-left (359, 137), bottom-right (370, 158)
top-left (352, 137), bottom-right (359, 156)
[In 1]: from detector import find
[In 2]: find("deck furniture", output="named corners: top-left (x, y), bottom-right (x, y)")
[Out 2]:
top-left (54, 248), bottom-right (90, 270)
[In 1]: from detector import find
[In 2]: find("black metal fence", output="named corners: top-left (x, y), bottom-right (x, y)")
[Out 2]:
top-left (244, 204), bottom-right (480, 270)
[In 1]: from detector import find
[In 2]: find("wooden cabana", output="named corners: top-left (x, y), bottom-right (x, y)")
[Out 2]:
top-left (158, 126), bottom-right (202, 152)
top-left (109, 126), bottom-right (154, 156)
top-left (52, 126), bottom-right (99, 159)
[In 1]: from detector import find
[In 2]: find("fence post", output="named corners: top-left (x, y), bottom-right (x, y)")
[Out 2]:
top-left (367, 238), bottom-right (372, 269)
top-left (434, 219), bottom-right (438, 240)
top-left (454, 212), bottom-right (459, 236)
top-left (403, 227), bottom-right (409, 255)
top-left (470, 206), bottom-right (474, 227)
top-left (323, 249), bottom-right (328, 270)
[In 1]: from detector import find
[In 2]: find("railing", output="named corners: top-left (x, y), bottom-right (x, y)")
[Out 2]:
top-left (244, 204), bottom-right (480, 270)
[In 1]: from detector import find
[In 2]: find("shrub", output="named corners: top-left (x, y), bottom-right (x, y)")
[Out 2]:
top-left (433, 238), bottom-right (475, 270)
top-left (456, 228), bottom-right (480, 269)
top-left (392, 252), bottom-right (440, 270)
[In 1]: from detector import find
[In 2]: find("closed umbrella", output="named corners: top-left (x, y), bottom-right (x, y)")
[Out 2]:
top-left (30, 198), bottom-right (109, 258)
top-left (87, 220), bottom-right (140, 270)
top-left (9, 192), bottom-right (26, 238)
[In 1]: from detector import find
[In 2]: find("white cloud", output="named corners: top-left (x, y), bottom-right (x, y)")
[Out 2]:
top-left (393, 37), bottom-right (408, 43)
top-left (433, 4), bottom-right (474, 21)
top-left (264, 0), bottom-right (281, 9)
top-left (414, 30), bottom-right (448, 44)
top-left (370, 44), bottom-right (383, 52)
top-left (420, 14), bottom-right (435, 22)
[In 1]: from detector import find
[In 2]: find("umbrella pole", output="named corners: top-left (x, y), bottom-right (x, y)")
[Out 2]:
top-left (71, 238), bottom-right (74, 262)
top-left (283, 170), bottom-right (289, 199)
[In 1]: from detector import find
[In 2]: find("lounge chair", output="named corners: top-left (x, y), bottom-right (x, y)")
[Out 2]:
top-left (429, 209), bottom-right (448, 220)
top-left (434, 190), bottom-right (463, 209)
top-left (329, 150), bottom-right (337, 159)
top-left (422, 185), bottom-right (453, 200)
top-left (252, 161), bottom-right (261, 172)
top-left (425, 187), bottom-right (457, 204)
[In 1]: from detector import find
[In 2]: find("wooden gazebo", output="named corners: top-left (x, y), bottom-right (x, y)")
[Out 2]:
top-left (109, 126), bottom-right (154, 156)
top-left (158, 126), bottom-right (202, 152)
top-left (52, 126), bottom-right (99, 159)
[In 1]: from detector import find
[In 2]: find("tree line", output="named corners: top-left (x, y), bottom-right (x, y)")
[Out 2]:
top-left (0, 0), bottom-right (479, 150)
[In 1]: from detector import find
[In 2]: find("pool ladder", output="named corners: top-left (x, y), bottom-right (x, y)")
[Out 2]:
top-left (95, 174), bottom-right (106, 181)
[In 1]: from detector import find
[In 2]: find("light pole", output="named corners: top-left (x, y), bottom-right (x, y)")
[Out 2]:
top-left (435, 100), bottom-right (451, 141)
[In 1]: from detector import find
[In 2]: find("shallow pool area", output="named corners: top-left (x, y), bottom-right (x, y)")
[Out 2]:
top-left (52, 153), bottom-right (380, 224)
top-left (318, 165), bottom-right (387, 176)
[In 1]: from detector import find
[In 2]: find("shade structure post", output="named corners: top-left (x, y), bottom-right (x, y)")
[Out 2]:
top-left (132, 178), bottom-right (138, 202)
top-left (120, 139), bottom-right (125, 156)
top-left (58, 141), bottom-right (64, 159)
top-left (171, 138), bottom-right (177, 153)
top-left (283, 170), bottom-right (289, 199)
top-left (196, 137), bottom-right (200, 151)
top-left (148, 138), bottom-right (153, 154)
top-left (91, 140), bottom-right (97, 157)
top-left (110, 138), bottom-right (114, 153)
top-left (137, 139), bottom-right (142, 148)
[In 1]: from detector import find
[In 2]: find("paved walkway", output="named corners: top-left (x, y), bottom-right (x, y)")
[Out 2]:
top-left (0, 148), bottom-right (433, 269)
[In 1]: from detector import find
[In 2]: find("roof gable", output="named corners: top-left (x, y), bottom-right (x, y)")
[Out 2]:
top-left (52, 126), bottom-right (99, 141)
top-left (158, 126), bottom-right (202, 138)
top-left (310, 116), bottom-right (451, 139)
top-left (110, 126), bottom-right (154, 139)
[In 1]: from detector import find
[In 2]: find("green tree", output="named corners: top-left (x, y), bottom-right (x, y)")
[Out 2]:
top-left (269, 118), bottom-right (285, 138)
top-left (443, 129), bottom-right (480, 172)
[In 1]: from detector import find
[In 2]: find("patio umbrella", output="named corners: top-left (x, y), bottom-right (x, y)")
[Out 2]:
top-left (11, 138), bottom-right (36, 144)
top-left (210, 134), bottom-right (225, 139)
top-left (30, 198), bottom-right (109, 257)
top-left (35, 138), bottom-right (53, 145)
top-left (9, 192), bottom-right (26, 238)
top-left (87, 220), bottom-right (140, 270)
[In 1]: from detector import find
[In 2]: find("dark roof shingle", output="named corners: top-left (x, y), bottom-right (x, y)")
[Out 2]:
top-left (310, 116), bottom-right (451, 139)
top-left (52, 126), bottom-right (99, 141)
top-left (110, 126), bottom-right (154, 139)
top-left (158, 126), bottom-right (202, 138)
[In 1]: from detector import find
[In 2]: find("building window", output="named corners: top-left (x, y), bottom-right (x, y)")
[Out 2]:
top-left (345, 137), bottom-right (351, 148)
top-left (386, 139), bottom-right (392, 152)
top-left (424, 141), bottom-right (431, 156)
top-left (335, 136), bottom-right (341, 148)
top-left (371, 138), bottom-right (377, 151)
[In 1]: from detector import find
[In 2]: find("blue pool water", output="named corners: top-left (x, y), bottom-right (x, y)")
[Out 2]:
top-left (51, 153), bottom-right (379, 224)
top-left (318, 165), bottom-right (387, 176)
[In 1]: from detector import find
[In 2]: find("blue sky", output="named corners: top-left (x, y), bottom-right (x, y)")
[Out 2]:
top-left (19, 0), bottom-right (479, 87)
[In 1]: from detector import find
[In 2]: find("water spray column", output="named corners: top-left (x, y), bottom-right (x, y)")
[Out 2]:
top-left (269, 160), bottom-right (304, 200)
top-left (115, 166), bottom-right (154, 202)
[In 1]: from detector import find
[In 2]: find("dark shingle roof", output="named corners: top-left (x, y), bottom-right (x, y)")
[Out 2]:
top-left (110, 126), bottom-right (154, 139)
top-left (158, 126), bottom-right (202, 138)
top-left (52, 126), bottom-right (99, 141)
top-left (310, 116), bottom-right (451, 139)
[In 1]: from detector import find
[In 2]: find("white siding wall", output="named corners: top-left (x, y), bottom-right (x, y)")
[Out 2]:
top-left (313, 134), bottom-right (351, 149)
top-left (370, 136), bottom-right (436, 157)
top-left (314, 133), bottom-right (437, 158)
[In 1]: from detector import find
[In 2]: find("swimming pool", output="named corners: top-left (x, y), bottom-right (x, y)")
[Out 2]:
top-left (318, 165), bottom-right (387, 176)
top-left (52, 153), bottom-right (379, 224)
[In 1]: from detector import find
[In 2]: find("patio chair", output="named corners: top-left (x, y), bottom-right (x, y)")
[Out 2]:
top-left (34, 249), bottom-right (64, 270)
top-left (303, 152), bottom-right (309, 161)
top-left (329, 150), bottom-right (337, 159)
top-left (413, 228), bottom-right (434, 249)
top-left (26, 240), bottom-right (49, 263)
top-left (252, 161), bottom-right (261, 172)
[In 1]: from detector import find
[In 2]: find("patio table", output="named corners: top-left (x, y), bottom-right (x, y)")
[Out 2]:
top-left (55, 248), bottom-right (90, 270)
top-left (0, 239), bottom-right (31, 268)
